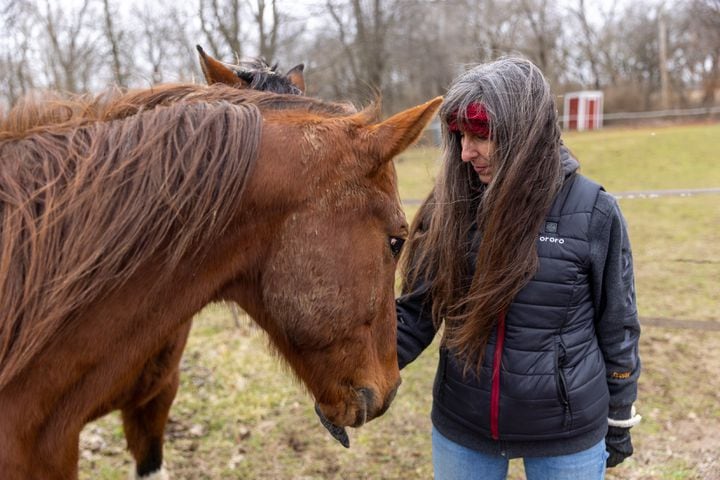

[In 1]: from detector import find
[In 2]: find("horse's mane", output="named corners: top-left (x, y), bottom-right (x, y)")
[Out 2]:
top-left (0, 85), bottom-right (326, 388)
top-left (0, 83), bottom-right (358, 139)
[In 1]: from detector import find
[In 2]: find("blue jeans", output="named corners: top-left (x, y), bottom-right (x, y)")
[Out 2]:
top-left (432, 427), bottom-right (608, 480)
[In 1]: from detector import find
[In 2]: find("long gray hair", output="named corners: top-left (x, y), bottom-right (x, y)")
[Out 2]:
top-left (402, 57), bottom-right (563, 372)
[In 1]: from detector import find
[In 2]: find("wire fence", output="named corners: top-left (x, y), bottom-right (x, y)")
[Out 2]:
top-left (602, 105), bottom-right (720, 122)
top-left (562, 105), bottom-right (720, 129)
top-left (402, 188), bottom-right (720, 206)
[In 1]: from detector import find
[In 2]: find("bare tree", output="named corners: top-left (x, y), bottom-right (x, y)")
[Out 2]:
top-left (101, 0), bottom-right (129, 87)
top-left (199, 0), bottom-right (244, 58)
top-left (33, 0), bottom-right (99, 93)
top-left (133, 1), bottom-right (197, 84)
top-left (454, 0), bottom-right (523, 63)
top-left (0, 20), bottom-right (35, 107)
top-left (1, 0), bottom-right (716, 115)
top-left (324, 0), bottom-right (397, 102)
top-left (569, 0), bottom-right (621, 90)
top-left (247, 0), bottom-right (279, 60)
top-left (1, 0), bottom-right (29, 26)
top-left (196, 0), bottom-right (302, 69)
top-left (0, 1), bottom-right (32, 106)
top-left (688, 0), bottom-right (720, 105)
top-left (609, 1), bottom-right (662, 110)
top-left (657, 4), bottom-right (670, 109)
top-left (516, 0), bottom-right (563, 86)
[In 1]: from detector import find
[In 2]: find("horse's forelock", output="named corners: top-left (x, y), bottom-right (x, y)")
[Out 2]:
top-left (249, 73), bottom-right (302, 95)
top-left (223, 57), bottom-right (301, 95)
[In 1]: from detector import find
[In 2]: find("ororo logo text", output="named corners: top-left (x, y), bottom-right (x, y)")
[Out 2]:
top-left (539, 236), bottom-right (565, 244)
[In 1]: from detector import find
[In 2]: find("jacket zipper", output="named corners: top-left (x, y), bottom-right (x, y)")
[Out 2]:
top-left (490, 311), bottom-right (506, 440)
top-left (555, 338), bottom-right (571, 428)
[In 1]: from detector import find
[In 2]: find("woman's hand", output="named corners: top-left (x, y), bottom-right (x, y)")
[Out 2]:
top-left (606, 426), bottom-right (633, 467)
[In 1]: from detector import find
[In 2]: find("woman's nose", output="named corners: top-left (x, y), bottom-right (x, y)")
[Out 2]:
top-left (461, 140), bottom-right (476, 163)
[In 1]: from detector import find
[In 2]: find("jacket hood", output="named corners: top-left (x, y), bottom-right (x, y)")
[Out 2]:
top-left (560, 145), bottom-right (580, 178)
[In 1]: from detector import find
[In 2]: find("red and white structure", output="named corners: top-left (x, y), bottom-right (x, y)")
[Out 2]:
top-left (563, 91), bottom-right (603, 131)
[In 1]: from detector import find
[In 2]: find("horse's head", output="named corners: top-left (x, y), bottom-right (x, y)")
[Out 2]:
top-left (226, 95), bottom-right (442, 444)
top-left (197, 45), bottom-right (305, 94)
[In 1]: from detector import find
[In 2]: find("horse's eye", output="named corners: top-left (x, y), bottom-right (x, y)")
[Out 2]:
top-left (389, 236), bottom-right (405, 258)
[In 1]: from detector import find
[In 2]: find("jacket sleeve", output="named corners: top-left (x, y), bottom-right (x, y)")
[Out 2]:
top-left (396, 279), bottom-right (437, 369)
top-left (590, 191), bottom-right (641, 421)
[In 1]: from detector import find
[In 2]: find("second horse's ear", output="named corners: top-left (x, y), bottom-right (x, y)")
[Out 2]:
top-left (196, 45), bottom-right (249, 87)
top-left (286, 64), bottom-right (305, 94)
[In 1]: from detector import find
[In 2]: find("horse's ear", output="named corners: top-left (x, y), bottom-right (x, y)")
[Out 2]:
top-left (286, 64), bottom-right (305, 94)
top-left (367, 96), bottom-right (443, 161)
top-left (196, 45), bottom-right (248, 87)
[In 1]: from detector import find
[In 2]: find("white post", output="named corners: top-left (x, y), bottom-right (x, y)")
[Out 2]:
top-left (578, 94), bottom-right (587, 132)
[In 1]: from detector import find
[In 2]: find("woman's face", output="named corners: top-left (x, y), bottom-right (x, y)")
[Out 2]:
top-left (460, 130), bottom-right (495, 184)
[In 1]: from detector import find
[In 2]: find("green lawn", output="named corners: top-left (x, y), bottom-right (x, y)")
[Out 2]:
top-left (564, 123), bottom-right (720, 192)
top-left (80, 123), bottom-right (720, 479)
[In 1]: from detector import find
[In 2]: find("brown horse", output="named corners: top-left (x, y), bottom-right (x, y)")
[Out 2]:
top-left (0, 84), bottom-right (441, 479)
top-left (106, 48), bottom-right (316, 479)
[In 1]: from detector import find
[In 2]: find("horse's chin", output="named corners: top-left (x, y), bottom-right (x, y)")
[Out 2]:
top-left (314, 387), bottom-right (372, 448)
top-left (314, 383), bottom-right (400, 447)
top-left (315, 404), bottom-right (351, 448)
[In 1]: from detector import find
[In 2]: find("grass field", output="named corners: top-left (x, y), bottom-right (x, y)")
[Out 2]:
top-left (80, 123), bottom-right (720, 479)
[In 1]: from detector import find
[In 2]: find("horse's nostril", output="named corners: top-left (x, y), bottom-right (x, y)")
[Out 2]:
top-left (357, 387), bottom-right (375, 412)
top-left (375, 380), bottom-right (401, 418)
top-left (353, 388), bottom-right (373, 427)
top-left (386, 382), bottom-right (399, 407)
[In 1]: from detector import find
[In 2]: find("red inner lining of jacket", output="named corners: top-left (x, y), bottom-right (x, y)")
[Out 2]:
top-left (491, 311), bottom-right (506, 440)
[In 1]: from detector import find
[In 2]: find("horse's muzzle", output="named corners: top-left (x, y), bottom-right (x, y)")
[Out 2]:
top-left (315, 379), bottom-right (401, 448)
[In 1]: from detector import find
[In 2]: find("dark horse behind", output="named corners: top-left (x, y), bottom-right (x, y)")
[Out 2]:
top-left (196, 44), bottom-right (306, 94)
top-left (0, 83), bottom-right (441, 479)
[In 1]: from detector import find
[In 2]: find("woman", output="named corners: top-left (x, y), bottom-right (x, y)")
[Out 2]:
top-left (396, 58), bottom-right (641, 479)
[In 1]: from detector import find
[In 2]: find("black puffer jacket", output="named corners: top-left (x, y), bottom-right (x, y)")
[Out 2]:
top-left (396, 152), bottom-right (641, 458)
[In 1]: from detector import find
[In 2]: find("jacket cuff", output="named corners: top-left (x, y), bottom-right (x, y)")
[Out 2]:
top-left (608, 405), bottom-right (641, 428)
top-left (609, 405), bottom-right (632, 419)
